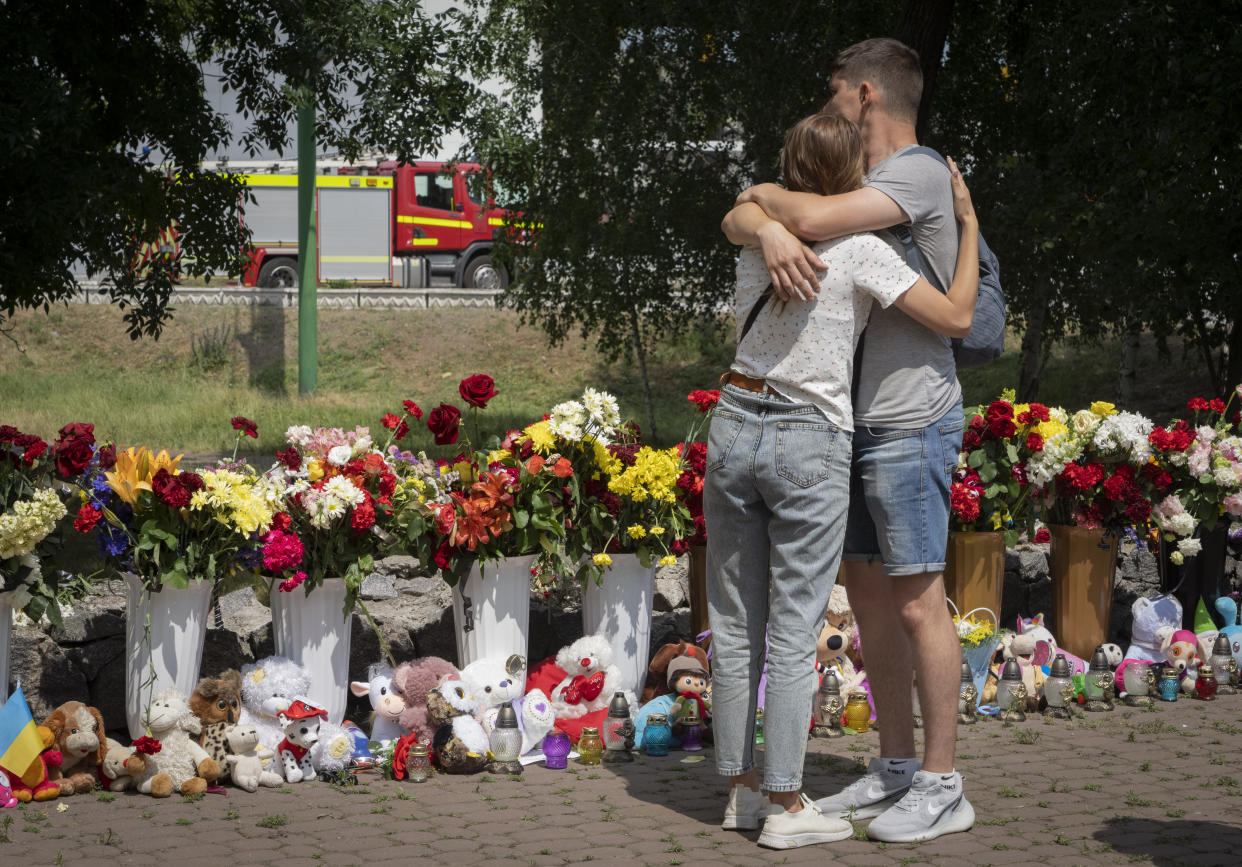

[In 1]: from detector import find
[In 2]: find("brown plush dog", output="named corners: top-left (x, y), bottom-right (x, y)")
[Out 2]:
top-left (43, 701), bottom-right (107, 796)
top-left (189, 669), bottom-right (243, 779)
top-left (641, 641), bottom-right (710, 704)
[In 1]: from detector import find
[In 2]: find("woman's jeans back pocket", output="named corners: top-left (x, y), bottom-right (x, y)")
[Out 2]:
top-left (775, 420), bottom-right (842, 488)
top-left (706, 410), bottom-right (745, 473)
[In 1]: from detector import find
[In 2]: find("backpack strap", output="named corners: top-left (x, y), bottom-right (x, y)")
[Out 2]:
top-left (738, 284), bottom-right (772, 343)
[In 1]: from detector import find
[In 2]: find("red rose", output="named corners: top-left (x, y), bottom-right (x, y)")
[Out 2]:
top-left (402, 399), bottom-right (424, 420)
top-left (152, 469), bottom-right (191, 507)
top-left (231, 416), bottom-right (258, 438)
top-left (1033, 528), bottom-right (1051, 544)
top-left (432, 540), bottom-right (453, 570)
top-left (551, 457), bottom-right (574, 478)
top-left (427, 403), bottom-right (462, 445)
top-left (179, 471), bottom-right (205, 494)
top-left (459, 374), bottom-right (498, 409)
top-left (19, 435), bottom-right (47, 466)
top-left (390, 733), bottom-right (419, 780)
top-left (961, 428), bottom-right (983, 450)
top-left (54, 436), bottom-right (93, 477)
top-left (74, 503), bottom-right (102, 533)
top-left (985, 401), bottom-right (1017, 439)
top-left (97, 443), bottom-right (117, 470)
top-left (275, 447), bottom-right (302, 471)
top-left (56, 422), bottom-right (95, 445)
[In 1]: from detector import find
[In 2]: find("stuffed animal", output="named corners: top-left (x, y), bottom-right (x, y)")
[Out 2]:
top-left (0, 724), bottom-right (61, 802)
top-left (43, 701), bottom-right (107, 796)
top-left (550, 634), bottom-right (636, 720)
top-left (462, 655), bottom-right (527, 733)
top-left (131, 689), bottom-right (221, 797)
top-left (276, 699), bottom-right (328, 783)
top-left (823, 583), bottom-right (862, 670)
top-left (514, 690), bottom-right (556, 755)
top-left (189, 669), bottom-right (242, 781)
top-left (427, 678), bottom-right (489, 774)
top-left (98, 738), bottom-right (146, 793)
top-left (223, 725), bottom-right (284, 792)
top-left (1162, 628), bottom-right (1202, 694)
top-left (1214, 596), bottom-right (1242, 666)
top-left (350, 663), bottom-right (406, 745)
top-left (642, 641), bottom-right (710, 704)
top-left (982, 655), bottom-right (1043, 710)
top-left (239, 655), bottom-right (355, 774)
top-left (0, 768), bottom-right (17, 808)
top-left (666, 652), bottom-right (711, 725)
top-left (818, 586), bottom-right (864, 693)
top-left (393, 656), bottom-right (461, 744)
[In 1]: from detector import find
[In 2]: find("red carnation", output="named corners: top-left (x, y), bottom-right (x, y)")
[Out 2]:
top-left (1187, 397), bottom-right (1211, 412)
top-left (1210, 398), bottom-right (1227, 413)
top-left (275, 447), bottom-right (302, 471)
top-left (351, 498), bottom-right (376, 535)
top-left (231, 416), bottom-right (258, 438)
top-left (459, 374), bottom-right (498, 409)
top-left (1025, 432), bottom-right (1044, 453)
top-left (152, 469), bottom-right (191, 508)
top-left (427, 403), bottom-right (462, 445)
top-left (20, 435), bottom-right (47, 466)
top-left (74, 503), bottom-right (102, 533)
top-left (962, 428), bottom-right (983, 450)
top-left (687, 389), bottom-right (721, 413)
top-left (0, 425), bottom-right (19, 444)
top-left (432, 540), bottom-right (453, 570)
top-left (179, 471), bottom-right (205, 494)
top-left (271, 512), bottom-right (292, 532)
top-left (402, 399), bottom-right (424, 420)
top-left (132, 736), bottom-right (162, 756)
top-left (278, 571), bottom-right (308, 593)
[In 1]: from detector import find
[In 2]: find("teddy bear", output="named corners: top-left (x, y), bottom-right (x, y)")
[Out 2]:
top-left (189, 669), bottom-right (242, 781)
top-left (350, 663), bottom-right (406, 745)
top-left (0, 724), bottom-right (62, 803)
top-left (427, 678), bottom-right (489, 775)
top-left (131, 689), bottom-right (221, 797)
top-left (818, 586), bottom-right (864, 693)
top-left (550, 634), bottom-right (636, 720)
top-left (276, 699), bottom-right (328, 783)
top-left (98, 738), bottom-right (146, 792)
top-left (43, 701), bottom-right (107, 796)
top-left (462, 654), bottom-right (527, 732)
top-left (393, 656), bottom-right (461, 744)
top-left (239, 655), bottom-right (355, 774)
top-left (513, 690), bottom-right (557, 755)
top-left (222, 724), bottom-right (284, 791)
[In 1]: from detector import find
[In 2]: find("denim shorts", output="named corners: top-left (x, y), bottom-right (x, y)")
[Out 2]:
top-left (843, 403), bottom-right (965, 576)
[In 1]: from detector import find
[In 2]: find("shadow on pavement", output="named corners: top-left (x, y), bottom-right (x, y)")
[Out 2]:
top-left (1095, 816), bottom-right (1242, 866)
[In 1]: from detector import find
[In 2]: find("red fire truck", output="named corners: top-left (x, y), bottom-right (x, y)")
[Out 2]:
top-left (239, 160), bottom-right (512, 290)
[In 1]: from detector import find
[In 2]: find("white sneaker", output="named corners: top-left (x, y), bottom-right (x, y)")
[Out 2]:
top-left (866, 769), bottom-right (975, 843)
top-left (758, 794), bottom-right (854, 849)
top-left (721, 784), bottom-right (767, 831)
top-left (814, 757), bottom-right (919, 820)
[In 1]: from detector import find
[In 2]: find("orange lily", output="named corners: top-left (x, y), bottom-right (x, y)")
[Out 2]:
top-left (105, 446), bottom-right (183, 505)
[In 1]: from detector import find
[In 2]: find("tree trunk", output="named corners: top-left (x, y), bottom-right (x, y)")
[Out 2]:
top-left (1017, 297), bottom-right (1046, 400)
top-left (1116, 325), bottom-right (1141, 406)
top-left (1227, 315), bottom-right (1242, 396)
top-left (896, 0), bottom-right (956, 142)
top-left (629, 307), bottom-right (658, 441)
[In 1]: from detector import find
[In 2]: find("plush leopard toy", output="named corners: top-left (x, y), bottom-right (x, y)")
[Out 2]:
top-left (189, 669), bottom-right (243, 782)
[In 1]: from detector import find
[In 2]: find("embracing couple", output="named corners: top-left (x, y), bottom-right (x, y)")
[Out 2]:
top-left (704, 37), bottom-right (983, 849)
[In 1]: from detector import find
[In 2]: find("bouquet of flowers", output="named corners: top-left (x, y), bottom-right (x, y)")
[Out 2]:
top-left (674, 390), bottom-right (720, 551)
top-left (1143, 389), bottom-right (1242, 563)
top-left (0, 422), bottom-right (91, 623)
top-left (259, 422), bottom-right (399, 610)
top-left (950, 392), bottom-right (1051, 546)
top-left (1026, 401), bottom-right (1155, 532)
top-left (73, 421), bottom-right (277, 592)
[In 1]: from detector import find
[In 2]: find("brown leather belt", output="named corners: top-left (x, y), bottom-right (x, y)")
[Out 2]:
top-left (719, 370), bottom-right (775, 394)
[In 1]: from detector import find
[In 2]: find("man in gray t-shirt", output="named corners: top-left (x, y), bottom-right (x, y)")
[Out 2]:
top-left (721, 37), bottom-right (974, 844)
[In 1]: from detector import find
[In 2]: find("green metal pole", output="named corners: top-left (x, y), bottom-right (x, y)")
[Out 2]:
top-left (297, 101), bottom-right (318, 395)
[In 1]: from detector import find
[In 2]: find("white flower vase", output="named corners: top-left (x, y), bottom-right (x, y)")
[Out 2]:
top-left (0, 595), bottom-right (12, 704)
top-left (582, 553), bottom-right (656, 697)
top-left (270, 577), bottom-right (353, 725)
top-left (124, 573), bottom-right (213, 740)
top-left (452, 554), bottom-right (535, 669)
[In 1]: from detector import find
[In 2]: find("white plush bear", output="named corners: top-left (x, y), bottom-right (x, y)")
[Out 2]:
top-left (550, 634), bottom-right (636, 719)
top-left (99, 738), bottom-right (145, 792)
top-left (516, 689), bottom-right (556, 755)
top-left (239, 655), bottom-right (354, 773)
top-left (223, 724), bottom-right (284, 792)
top-left (462, 655), bottom-right (527, 732)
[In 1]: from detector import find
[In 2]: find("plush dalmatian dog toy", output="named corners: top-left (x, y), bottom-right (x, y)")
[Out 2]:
top-left (276, 699), bottom-right (327, 783)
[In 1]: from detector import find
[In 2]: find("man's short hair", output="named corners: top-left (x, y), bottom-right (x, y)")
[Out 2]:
top-left (827, 38), bottom-right (922, 125)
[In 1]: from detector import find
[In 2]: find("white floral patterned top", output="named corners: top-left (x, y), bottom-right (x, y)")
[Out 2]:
top-left (731, 232), bottom-right (918, 431)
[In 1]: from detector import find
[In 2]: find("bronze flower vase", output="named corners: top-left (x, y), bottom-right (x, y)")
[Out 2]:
top-left (1048, 525), bottom-right (1119, 661)
top-left (943, 531), bottom-right (1006, 625)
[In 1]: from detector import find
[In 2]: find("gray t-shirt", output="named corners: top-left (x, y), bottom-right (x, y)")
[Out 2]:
top-left (853, 145), bottom-right (962, 429)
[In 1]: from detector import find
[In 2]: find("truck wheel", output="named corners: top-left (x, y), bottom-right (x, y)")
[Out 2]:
top-left (463, 255), bottom-right (508, 291)
top-left (257, 257), bottom-right (298, 289)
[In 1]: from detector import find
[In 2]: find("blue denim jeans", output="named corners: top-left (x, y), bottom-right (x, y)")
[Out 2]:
top-left (704, 384), bottom-right (851, 793)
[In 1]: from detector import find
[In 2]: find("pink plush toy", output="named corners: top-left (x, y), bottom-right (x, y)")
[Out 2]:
top-left (393, 656), bottom-right (460, 743)
top-left (1162, 628), bottom-right (1201, 693)
top-left (0, 768), bottom-right (18, 808)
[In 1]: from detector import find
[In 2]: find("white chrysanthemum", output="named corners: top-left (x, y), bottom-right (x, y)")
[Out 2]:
top-left (1177, 537), bottom-right (1203, 558)
top-left (327, 445), bottom-right (353, 467)
top-left (322, 475), bottom-right (365, 506)
top-left (551, 399), bottom-right (587, 427)
top-left (581, 388), bottom-right (621, 427)
top-left (1026, 432), bottom-right (1084, 487)
top-left (547, 417), bottom-right (583, 442)
top-left (1092, 412), bottom-right (1153, 463)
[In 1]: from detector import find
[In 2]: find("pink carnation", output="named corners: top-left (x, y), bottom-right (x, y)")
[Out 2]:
top-left (262, 529), bottom-right (304, 572)
top-left (278, 571), bottom-right (308, 593)
top-left (1226, 493), bottom-right (1242, 517)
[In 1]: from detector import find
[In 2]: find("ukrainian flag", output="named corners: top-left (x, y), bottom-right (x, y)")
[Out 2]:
top-left (0, 685), bottom-right (44, 774)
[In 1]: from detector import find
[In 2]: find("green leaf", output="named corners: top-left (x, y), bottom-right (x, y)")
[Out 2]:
top-left (977, 463), bottom-right (998, 483)
top-left (1006, 444), bottom-right (1020, 464)
top-left (163, 568), bottom-right (190, 590)
top-left (513, 508), bottom-right (530, 529)
top-left (968, 449), bottom-right (986, 469)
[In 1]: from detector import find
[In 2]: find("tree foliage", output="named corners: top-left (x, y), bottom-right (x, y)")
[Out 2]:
top-left (0, 0), bottom-right (473, 339)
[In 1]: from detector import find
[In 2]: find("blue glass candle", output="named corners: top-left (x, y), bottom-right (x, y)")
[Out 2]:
top-left (1157, 666), bottom-right (1180, 702)
top-left (643, 713), bottom-right (672, 756)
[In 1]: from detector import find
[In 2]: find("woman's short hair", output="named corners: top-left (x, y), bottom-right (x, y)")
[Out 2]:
top-left (780, 113), bottom-right (864, 197)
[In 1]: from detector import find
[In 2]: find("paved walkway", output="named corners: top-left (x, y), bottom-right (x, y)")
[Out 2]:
top-left (5, 695), bottom-right (1240, 866)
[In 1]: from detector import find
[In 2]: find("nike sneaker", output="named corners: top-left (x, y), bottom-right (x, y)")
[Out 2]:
top-left (758, 794), bottom-right (855, 849)
top-left (866, 769), bottom-right (976, 843)
top-left (814, 757), bottom-right (919, 820)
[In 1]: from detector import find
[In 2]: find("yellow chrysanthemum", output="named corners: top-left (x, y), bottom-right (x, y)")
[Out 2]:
top-left (608, 446), bottom-right (682, 504)
top-left (1090, 401), bottom-right (1117, 417)
top-left (659, 555), bottom-right (677, 566)
top-left (649, 525), bottom-right (666, 536)
top-left (1034, 419), bottom-right (1069, 441)
top-left (627, 524), bottom-right (647, 539)
top-left (524, 420), bottom-right (556, 454)
top-left (488, 449), bottom-right (511, 465)
top-left (593, 553), bottom-right (613, 567)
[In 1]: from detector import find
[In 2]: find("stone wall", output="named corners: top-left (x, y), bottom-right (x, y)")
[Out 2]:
top-left (8, 555), bottom-right (693, 735)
